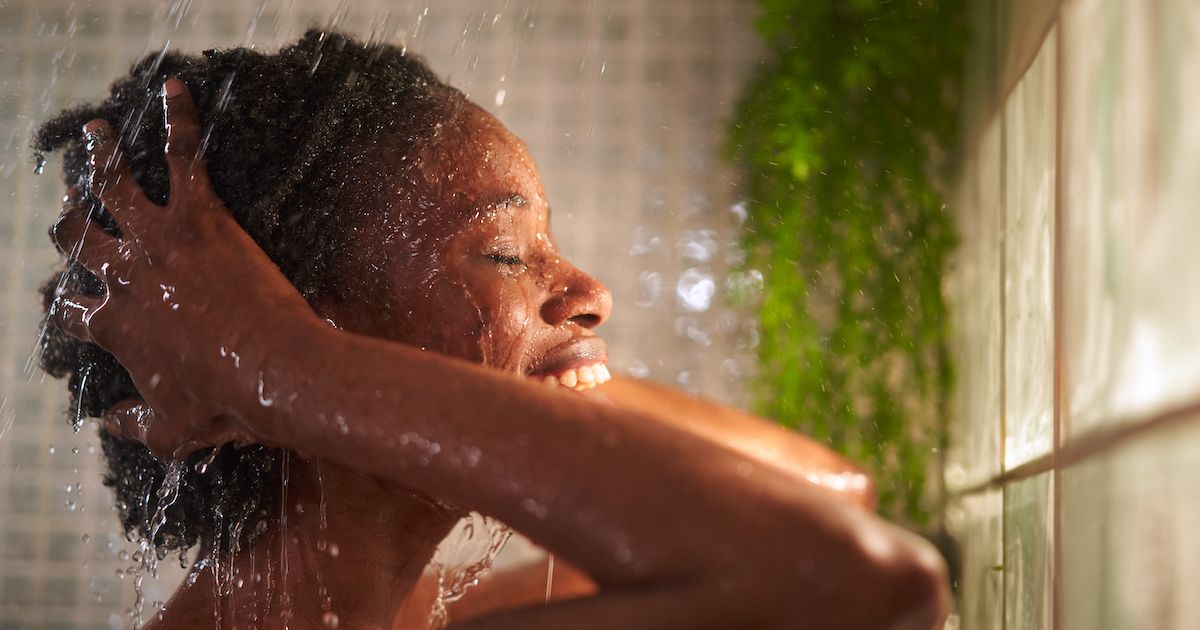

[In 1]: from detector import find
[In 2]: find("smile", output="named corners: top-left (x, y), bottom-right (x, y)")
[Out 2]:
top-left (525, 336), bottom-right (610, 391)
top-left (533, 361), bottom-right (612, 391)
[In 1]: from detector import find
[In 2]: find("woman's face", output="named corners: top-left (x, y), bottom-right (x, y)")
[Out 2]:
top-left (316, 100), bottom-right (613, 391)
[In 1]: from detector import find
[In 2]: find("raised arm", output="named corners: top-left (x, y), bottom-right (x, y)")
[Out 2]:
top-left (53, 79), bottom-right (947, 629)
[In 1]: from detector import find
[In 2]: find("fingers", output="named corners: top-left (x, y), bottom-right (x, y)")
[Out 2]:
top-left (162, 78), bottom-right (213, 193)
top-left (48, 292), bottom-right (103, 342)
top-left (51, 199), bottom-right (122, 277)
top-left (83, 119), bottom-right (152, 234)
top-left (103, 399), bottom-right (251, 461)
top-left (103, 398), bottom-right (156, 446)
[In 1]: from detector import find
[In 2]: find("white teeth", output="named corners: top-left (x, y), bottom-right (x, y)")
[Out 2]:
top-left (535, 363), bottom-right (612, 392)
top-left (577, 365), bottom-right (595, 384)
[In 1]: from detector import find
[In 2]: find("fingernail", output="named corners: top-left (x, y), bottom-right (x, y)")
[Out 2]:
top-left (81, 120), bottom-right (108, 143)
top-left (164, 78), bottom-right (184, 98)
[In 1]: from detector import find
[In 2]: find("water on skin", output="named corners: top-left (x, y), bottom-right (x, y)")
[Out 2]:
top-left (428, 512), bottom-right (513, 629)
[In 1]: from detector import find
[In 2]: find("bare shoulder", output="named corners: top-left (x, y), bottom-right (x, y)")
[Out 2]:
top-left (588, 374), bottom-right (878, 509)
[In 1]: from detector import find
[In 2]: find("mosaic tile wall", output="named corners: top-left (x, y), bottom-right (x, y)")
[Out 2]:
top-left (947, 0), bottom-right (1200, 628)
top-left (0, 0), bottom-right (761, 624)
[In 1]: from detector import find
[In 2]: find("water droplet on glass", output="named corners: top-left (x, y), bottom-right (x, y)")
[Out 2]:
top-left (323, 612), bottom-right (339, 628)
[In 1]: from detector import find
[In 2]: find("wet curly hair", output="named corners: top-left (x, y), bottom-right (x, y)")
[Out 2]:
top-left (33, 30), bottom-right (463, 554)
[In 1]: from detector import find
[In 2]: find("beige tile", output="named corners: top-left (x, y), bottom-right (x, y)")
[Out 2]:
top-left (1003, 31), bottom-right (1057, 470)
top-left (948, 488), bottom-right (1004, 630)
top-left (1062, 0), bottom-right (1200, 438)
top-left (1004, 472), bottom-right (1054, 630)
top-left (948, 116), bottom-right (1004, 490)
top-left (1060, 415), bottom-right (1200, 630)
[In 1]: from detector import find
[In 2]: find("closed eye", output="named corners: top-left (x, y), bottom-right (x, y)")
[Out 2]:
top-left (488, 253), bottom-right (523, 266)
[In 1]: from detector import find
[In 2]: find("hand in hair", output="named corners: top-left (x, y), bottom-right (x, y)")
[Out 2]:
top-left (51, 78), bottom-right (317, 459)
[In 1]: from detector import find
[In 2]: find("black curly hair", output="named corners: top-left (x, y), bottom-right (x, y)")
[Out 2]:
top-left (33, 30), bottom-right (464, 555)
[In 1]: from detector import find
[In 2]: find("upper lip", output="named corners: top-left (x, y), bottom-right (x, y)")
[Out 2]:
top-left (526, 336), bottom-right (608, 376)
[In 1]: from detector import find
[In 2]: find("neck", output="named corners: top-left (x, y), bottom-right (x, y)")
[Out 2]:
top-left (153, 454), bottom-right (460, 629)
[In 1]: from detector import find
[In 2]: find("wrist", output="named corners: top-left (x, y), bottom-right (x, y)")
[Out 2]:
top-left (224, 306), bottom-right (332, 443)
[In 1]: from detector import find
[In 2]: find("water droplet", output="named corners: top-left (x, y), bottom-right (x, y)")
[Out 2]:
top-left (194, 448), bottom-right (219, 474)
top-left (675, 268), bottom-right (716, 312)
top-left (636, 271), bottom-right (663, 308)
top-left (323, 612), bottom-right (339, 628)
top-left (521, 498), bottom-right (548, 519)
top-left (736, 461), bottom-right (754, 478)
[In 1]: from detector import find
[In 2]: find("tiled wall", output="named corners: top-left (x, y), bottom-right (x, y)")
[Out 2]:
top-left (947, 1), bottom-right (1200, 628)
top-left (0, 0), bottom-right (760, 624)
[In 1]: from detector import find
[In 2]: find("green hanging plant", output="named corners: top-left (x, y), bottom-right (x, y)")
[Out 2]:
top-left (728, 0), bottom-right (968, 525)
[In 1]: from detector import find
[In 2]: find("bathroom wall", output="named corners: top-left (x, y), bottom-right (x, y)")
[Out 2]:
top-left (947, 0), bottom-right (1200, 628)
top-left (0, 0), bottom-right (760, 624)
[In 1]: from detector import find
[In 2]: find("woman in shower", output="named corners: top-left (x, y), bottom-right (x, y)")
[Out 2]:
top-left (38, 31), bottom-right (947, 629)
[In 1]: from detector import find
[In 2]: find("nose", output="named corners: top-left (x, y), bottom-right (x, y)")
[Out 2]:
top-left (540, 265), bottom-right (612, 329)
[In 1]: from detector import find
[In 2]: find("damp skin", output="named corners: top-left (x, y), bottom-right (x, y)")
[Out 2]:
top-left (52, 79), bottom-right (950, 629)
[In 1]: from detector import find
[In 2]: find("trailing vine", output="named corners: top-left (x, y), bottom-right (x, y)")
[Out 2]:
top-left (728, 0), bottom-right (968, 524)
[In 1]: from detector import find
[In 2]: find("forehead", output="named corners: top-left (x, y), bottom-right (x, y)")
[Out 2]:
top-left (335, 101), bottom-right (551, 252)
top-left (415, 104), bottom-right (547, 218)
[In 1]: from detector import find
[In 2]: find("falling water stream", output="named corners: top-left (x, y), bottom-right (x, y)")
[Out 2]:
top-left (130, 459), bottom-right (185, 627)
top-left (428, 513), bottom-right (514, 629)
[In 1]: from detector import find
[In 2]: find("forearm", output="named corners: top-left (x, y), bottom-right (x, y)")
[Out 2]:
top-left (251, 319), bottom-right (761, 581)
top-left (235, 320), bottom-right (948, 628)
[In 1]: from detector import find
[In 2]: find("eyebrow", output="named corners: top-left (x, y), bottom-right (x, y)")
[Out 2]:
top-left (474, 193), bottom-right (529, 221)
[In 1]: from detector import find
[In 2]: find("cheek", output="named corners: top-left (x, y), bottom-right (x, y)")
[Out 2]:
top-left (413, 279), bottom-right (489, 362)
top-left (478, 280), bottom-right (542, 370)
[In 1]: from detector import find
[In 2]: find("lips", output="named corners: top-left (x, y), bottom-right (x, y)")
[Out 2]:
top-left (526, 336), bottom-right (611, 391)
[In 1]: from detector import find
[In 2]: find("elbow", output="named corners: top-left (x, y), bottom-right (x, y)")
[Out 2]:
top-left (852, 467), bottom-right (878, 511)
top-left (867, 528), bottom-right (952, 630)
top-left (731, 504), bottom-right (950, 630)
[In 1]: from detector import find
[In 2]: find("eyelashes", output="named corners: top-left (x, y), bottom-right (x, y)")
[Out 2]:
top-left (488, 252), bottom-right (523, 266)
